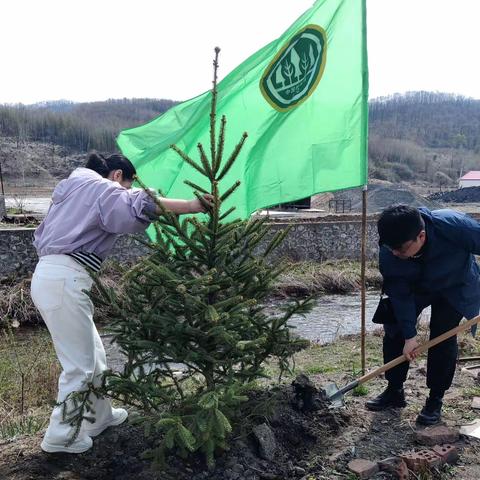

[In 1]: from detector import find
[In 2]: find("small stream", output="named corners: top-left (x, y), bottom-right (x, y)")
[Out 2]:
top-left (288, 293), bottom-right (380, 344)
top-left (5, 197), bottom-right (51, 215)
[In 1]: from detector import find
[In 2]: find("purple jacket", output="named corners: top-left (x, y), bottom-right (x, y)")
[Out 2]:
top-left (34, 167), bottom-right (155, 259)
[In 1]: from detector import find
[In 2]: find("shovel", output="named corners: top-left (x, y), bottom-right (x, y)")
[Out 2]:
top-left (323, 313), bottom-right (480, 408)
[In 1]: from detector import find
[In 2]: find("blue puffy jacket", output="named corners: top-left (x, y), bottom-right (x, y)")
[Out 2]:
top-left (379, 207), bottom-right (480, 339)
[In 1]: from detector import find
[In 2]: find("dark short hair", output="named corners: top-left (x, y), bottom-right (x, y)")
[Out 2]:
top-left (377, 205), bottom-right (425, 249)
top-left (85, 151), bottom-right (136, 181)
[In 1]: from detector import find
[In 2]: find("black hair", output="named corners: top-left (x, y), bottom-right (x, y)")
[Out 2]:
top-left (85, 151), bottom-right (136, 181)
top-left (377, 205), bottom-right (425, 249)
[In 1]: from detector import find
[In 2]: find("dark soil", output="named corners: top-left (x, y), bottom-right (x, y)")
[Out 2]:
top-left (0, 385), bottom-right (349, 480)
top-left (2, 360), bottom-right (480, 480)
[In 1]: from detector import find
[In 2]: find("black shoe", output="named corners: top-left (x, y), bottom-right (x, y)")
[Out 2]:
top-left (366, 386), bottom-right (406, 411)
top-left (416, 396), bottom-right (443, 425)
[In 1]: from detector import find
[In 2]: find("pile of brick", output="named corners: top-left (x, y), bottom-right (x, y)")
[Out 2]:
top-left (347, 425), bottom-right (459, 479)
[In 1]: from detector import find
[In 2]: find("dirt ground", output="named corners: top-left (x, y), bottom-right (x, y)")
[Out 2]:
top-left (2, 346), bottom-right (480, 480)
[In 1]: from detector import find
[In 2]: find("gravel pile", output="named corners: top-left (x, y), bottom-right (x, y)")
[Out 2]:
top-left (427, 186), bottom-right (480, 203)
top-left (333, 184), bottom-right (441, 213)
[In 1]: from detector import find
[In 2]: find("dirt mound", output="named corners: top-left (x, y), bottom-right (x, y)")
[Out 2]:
top-left (428, 186), bottom-right (480, 203)
top-left (332, 184), bottom-right (442, 213)
top-left (0, 381), bottom-right (348, 480)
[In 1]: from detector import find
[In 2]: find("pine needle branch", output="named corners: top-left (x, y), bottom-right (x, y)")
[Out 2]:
top-left (210, 47), bottom-right (221, 168)
top-left (214, 115), bottom-right (227, 174)
top-left (216, 132), bottom-right (248, 181)
top-left (170, 144), bottom-right (207, 176)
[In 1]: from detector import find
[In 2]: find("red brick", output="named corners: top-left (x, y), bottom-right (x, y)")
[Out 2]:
top-left (347, 459), bottom-right (379, 479)
top-left (399, 449), bottom-right (441, 473)
top-left (417, 449), bottom-right (442, 468)
top-left (378, 457), bottom-right (409, 479)
top-left (415, 425), bottom-right (459, 446)
top-left (432, 444), bottom-right (459, 464)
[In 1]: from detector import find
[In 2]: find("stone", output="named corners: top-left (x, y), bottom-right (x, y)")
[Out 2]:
top-left (471, 397), bottom-right (480, 409)
top-left (347, 459), bottom-right (379, 479)
top-left (252, 423), bottom-right (277, 461)
top-left (232, 464), bottom-right (244, 473)
top-left (415, 425), bottom-right (459, 446)
top-left (459, 418), bottom-right (480, 438)
top-left (292, 466), bottom-right (306, 475)
top-left (432, 444), bottom-right (459, 464)
top-left (378, 457), bottom-right (409, 480)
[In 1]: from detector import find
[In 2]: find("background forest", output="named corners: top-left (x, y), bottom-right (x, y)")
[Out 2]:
top-left (1, 91), bottom-right (479, 188)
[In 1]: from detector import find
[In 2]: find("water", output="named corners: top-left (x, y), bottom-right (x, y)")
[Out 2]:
top-left (5, 197), bottom-right (51, 215)
top-left (288, 293), bottom-right (380, 344)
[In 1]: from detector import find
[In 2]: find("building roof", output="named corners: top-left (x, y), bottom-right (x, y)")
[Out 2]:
top-left (460, 171), bottom-right (480, 180)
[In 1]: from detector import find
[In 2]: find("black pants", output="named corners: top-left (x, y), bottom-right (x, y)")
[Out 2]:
top-left (383, 295), bottom-right (463, 394)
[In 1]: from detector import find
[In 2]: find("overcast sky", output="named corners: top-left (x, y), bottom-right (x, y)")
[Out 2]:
top-left (1, 0), bottom-right (479, 104)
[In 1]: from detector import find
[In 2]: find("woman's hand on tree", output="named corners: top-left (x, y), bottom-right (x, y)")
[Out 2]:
top-left (189, 194), bottom-right (215, 213)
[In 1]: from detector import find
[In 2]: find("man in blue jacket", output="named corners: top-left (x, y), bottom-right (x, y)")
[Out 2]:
top-left (366, 205), bottom-right (480, 425)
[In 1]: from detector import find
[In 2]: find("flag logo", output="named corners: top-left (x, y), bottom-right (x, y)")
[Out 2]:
top-left (260, 25), bottom-right (327, 112)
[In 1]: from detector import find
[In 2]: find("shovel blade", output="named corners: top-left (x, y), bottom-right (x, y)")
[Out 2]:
top-left (323, 382), bottom-right (344, 408)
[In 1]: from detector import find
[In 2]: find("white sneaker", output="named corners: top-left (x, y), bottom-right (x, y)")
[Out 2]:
top-left (41, 435), bottom-right (93, 454)
top-left (83, 408), bottom-right (128, 437)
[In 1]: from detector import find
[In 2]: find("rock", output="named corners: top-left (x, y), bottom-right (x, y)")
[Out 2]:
top-left (378, 457), bottom-right (409, 480)
top-left (432, 444), bottom-right (459, 464)
top-left (347, 459), bottom-right (379, 479)
top-left (232, 463), bottom-right (245, 473)
top-left (471, 397), bottom-right (480, 409)
top-left (415, 425), bottom-right (459, 446)
top-left (292, 466), bottom-right (306, 475)
top-left (252, 423), bottom-right (277, 461)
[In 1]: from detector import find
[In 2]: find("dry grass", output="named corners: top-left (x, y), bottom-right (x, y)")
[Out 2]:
top-left (0, 278), bottom-right (41, 328)
top-left (0, 260), bottom-right (129, 329)
top-left (274, 260), bottom-right (382, 297)
top-left (0, 328), bottom-right (60, 439)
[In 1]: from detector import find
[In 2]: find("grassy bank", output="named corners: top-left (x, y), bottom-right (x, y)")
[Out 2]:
top-left (274, 260), bottom-right (382, 297)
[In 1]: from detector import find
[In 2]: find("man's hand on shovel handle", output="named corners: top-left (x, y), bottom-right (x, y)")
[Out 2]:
top-left (403, 336), bottom-right (419, 361)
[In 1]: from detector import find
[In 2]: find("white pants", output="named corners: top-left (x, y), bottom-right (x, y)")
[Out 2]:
top-left (31, 254), bottom-right (114, 444)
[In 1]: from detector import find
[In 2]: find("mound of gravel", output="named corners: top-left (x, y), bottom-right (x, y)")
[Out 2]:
top-left (427, 186), bottom-right (480, 203)
top-left (333, 184), bottom-right (442, 213)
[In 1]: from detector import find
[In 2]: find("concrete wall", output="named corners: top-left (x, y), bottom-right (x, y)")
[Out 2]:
top-left (0, 215), bottom-right (385, 280)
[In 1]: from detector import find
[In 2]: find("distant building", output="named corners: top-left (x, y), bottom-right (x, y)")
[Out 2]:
top-left (459, 171), bottom-right (480, 188)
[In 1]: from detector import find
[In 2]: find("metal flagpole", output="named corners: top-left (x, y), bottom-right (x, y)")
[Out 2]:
top-left (361, 184), bottom-right (368, 375)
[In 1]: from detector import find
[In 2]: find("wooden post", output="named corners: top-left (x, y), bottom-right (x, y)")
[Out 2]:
top-left (361, 185), bottom-right (368, 375)
top-left (0, 161), bottom-right (4, 196)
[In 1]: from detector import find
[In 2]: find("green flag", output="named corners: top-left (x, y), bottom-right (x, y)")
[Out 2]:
top-left (117, 0), bottom-right (368, 219)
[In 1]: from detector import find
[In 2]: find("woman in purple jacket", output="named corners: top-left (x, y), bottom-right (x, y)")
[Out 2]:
top-left (32, 152), bottom-right (209, 453)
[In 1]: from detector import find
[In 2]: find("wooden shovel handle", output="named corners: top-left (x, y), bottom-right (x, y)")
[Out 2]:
top-left (358, 314), bottom-right (480, 386)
